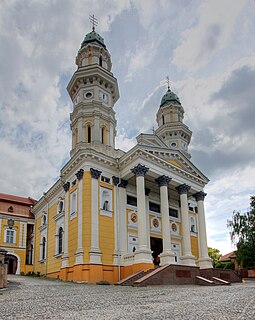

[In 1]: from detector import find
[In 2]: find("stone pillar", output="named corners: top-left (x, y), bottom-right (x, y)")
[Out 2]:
top-left (145, 188), bottom-right (151, 250)
top-left (75, 169), bottom-right (84, 265)
top-left (176, 184), bottom-right (196, 266)
top-left (193, 191), bottom-right (212, 268)
top-left (89, 168), bottom-right (102, 264)
top-left (131, 164), bottom-right (152, 264)
top-left (156, 175), bottom-right (175, 265)
top-left (62, 182), bottom-right (70, 268)
top-left (77, 117), bottom-right (84, 143)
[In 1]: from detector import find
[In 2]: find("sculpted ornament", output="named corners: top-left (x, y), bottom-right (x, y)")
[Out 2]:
top-left (112, 176), bottom-right (119, 186)
top-left (76, 169), bottom-right (84, 181)
top-left (155, 175), bottom-right (171, 187)
top-left (176, 183), bottom-right (190, 195)
top-left (63, 182), bottom-right (70, 192)
top-left (131, 164), bottom-right (149, 177)
top-left (90, 168), bottom-right (102, 180)
top-left (193, 191), bottom-right (207, 202)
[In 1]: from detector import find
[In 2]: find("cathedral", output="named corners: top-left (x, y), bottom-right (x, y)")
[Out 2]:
top-left (32, 26), bottom-right (212, 283)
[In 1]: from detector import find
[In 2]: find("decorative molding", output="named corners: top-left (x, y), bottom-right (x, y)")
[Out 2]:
top-left (112, 176), bottom-right (119, 186)
top-left (119, 179), bottom-right (128, 189)
top-left (155, 175), bottom-right (171, 187)
top-left (193, 191), bottom-right (207, 202)
top-left (176, 183), bottom-right (190, 195)
top-left (63, 182), bottom-right (70, 192)
top-left (90, 168), bottom-right (102, 179)
top-left (131, 163), bottom-right (149, 177)
top-left (75, 169), bottom-right (84, 180)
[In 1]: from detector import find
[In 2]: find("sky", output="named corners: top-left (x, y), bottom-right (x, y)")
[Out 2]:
top-left (0, 0), bottom-right (255, 255)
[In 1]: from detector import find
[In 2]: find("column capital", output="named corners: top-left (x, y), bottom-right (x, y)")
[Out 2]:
top-left (76, 169), bottom-right (84, 181)
top-left (155, 175), bottom-right (171, 187)
top-left (131, 164), bottom-right (149, 177)
top-left (90, 168), bottom-right (102, 180)
top-left (112, 176), bottom-right (119, 186)
top-left (63, 182), bottom-right (70, 192)
top-left (193, 191), bottom-right (207, 201)
top-left (119, 179), bottom-right (128, 188)
top-left (176, 183), bottom-right (190, 195)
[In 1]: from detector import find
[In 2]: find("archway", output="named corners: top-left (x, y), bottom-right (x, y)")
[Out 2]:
top-left (6, 254), bottom-right (18, 274)
top-left (150, 237), bottom-right (163, 266)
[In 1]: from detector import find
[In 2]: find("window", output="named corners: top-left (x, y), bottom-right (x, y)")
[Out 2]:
top-left (101, 189), bottom-right (111, 211)
top-left (70, 191), bottom-right (77, 216)
top-left (149, 202), bottom-right (160, 213)
top-left (58, 200), bottom-right (64, 213)
top-left (169, 208), bottom-right (178, 218)
top-left (127, 195), bottom-right (137, 206)
top-left (101, 176), bottom-right (110, 184)
top-left (8, 206), bottom-right (14, 212)
top-left (58, 227), bottom-right (63, 255)
top-left (99, 56), bottom-right (102, 67)
top-left (42, 214), bottom-right (47, 226)
top-left (190, 216), bottom-right (196, 233)
top-left (41, 237), bottom-right (46, 260)
top-left (87, 125), bottom-right (91, 143)
top-left (162, 115), bottom-right (165, 125)
top-left (6, 229), bottom-right (15, 244)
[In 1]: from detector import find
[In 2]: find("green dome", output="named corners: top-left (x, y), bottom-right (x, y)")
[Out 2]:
top-left (81, 31), bottom-right (106, 49)
top-left (160, 89), bottom-right (181, 107)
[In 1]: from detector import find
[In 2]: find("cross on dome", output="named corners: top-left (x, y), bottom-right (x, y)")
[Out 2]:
top-left (89, 14), bottom-right (98, 32)
top-left (166, 76), bottom-right (170, 90)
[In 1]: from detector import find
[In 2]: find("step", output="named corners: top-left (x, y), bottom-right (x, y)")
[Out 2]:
top-left (212, 277), bottom-right (230, 285)
top-left (117, 270), bottom-right (145, 286)
top-left (133, 265), bottom-right (169, 285)
top-left (196, 276), bottom-right (215, 285)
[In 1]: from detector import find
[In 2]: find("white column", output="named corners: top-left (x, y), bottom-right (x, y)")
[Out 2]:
top-left (89, 168), bottom-right (102, 264)
top-left (77, 118), bottom-right (84, 143)
top-left (131, 164), bottom-right (152, 264)
top-left (119, 180), bottom-right (128, 260)
top-left (62, 182), bottom-right (70, 268)
top-left (194, 191), bottom-right (212, 269)
top-left (156, 176), bottom-right (175, 265)
top-left (145, 188), bottom-right (151, 250)
top-left (112, 177), bottom-right (119, 265)
top-left (176, 184), bottom-right (196, 266)
top-left (75, 169), bottom-right (84, 265)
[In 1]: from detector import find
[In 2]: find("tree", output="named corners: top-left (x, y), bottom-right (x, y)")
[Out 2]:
top-left (227, 196), bottom-right (255, 269)
top-left (208, 247), bottom-right (221, 267)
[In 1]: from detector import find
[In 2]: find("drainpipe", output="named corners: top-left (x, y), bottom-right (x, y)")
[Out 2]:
top-left (116, 158), bottom-right (121, 282)
top-left (43, 193), bottom-right (49, 277)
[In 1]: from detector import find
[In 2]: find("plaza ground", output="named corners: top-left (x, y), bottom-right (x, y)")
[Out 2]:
top-left (0, 275), bottom-right (254, 319)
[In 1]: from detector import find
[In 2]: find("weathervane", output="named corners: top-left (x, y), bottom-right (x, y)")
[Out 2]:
top-left (89, 14), bottom-right (98, 31)
top-left (166, 76), bottom-right (170, 90)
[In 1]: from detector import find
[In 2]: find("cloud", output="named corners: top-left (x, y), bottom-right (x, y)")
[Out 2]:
top-left (172, 0), bottom-right (246, 71)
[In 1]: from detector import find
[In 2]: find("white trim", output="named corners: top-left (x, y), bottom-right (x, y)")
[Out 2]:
top-left (6, 252), bottom-right (21, 275)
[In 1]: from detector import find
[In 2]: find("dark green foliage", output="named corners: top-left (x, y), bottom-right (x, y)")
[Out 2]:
top-left (227, 196), bottom-right (255, 269)
top-left (215, 261), bottom-right (235, 270)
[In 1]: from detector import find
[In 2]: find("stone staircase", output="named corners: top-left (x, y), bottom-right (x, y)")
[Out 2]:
top-left (117, 269), bottom-right (154, 286)
top-left (195, 275), bottom-right (230, 286)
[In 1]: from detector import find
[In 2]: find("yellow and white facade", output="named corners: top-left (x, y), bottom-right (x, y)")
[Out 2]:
top-left (32, 28), bottom-right (212, 283)
top-left (0, 194), bottom-right (35, 275)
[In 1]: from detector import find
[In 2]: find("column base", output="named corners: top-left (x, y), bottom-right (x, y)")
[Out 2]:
top-left (89, 248), bottom-right (102, 264)
top-left (75, 248), bottom-right (84, 265)
top-left (197, 257), bottom-right (213, 269)
top-left (61, 254), bottom-right (69, 268)
top-left (134, 248), bottom-right (152, 264)
top-left (160, 251), bottom-right (176, 265)
top-left (180, 254), bottom-right (196, 266)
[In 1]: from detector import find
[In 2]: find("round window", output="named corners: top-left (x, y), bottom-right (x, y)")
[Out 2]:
top-left (171, 142), bottom-right (177, 147)
top-left (85, 92), bottom-right (92, 99)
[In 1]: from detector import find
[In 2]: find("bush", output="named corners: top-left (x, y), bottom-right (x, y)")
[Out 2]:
top-left (215, 261), bottom-right (235, 270)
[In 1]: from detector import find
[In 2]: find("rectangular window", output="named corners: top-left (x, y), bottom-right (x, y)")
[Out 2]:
top-left (149, 202), bottom-right (161, 213)
top-left (101, 176), bottom-right (110, 184)
top-left (169, 208), bottom-right (178, 218)
top-left (70, 191), bottom-right (77, 216)
top-left (127, 195), bottom-right (137, 206)
top-left (6, 230), bottom-right (14, 244)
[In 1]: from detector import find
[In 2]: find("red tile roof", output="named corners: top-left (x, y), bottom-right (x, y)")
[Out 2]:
top-left (0, 193), bottom-right (37, 205)
top-left (220, 251), bottom-right (237, 261)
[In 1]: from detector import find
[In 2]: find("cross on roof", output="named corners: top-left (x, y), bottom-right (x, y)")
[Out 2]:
top-left (89, 14), bottom-right (98, 31)
top-left (166, 76), bottom-right (170, 90)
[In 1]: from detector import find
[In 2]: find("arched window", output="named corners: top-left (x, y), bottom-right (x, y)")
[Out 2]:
top-left (99, 56), bottom-right (102, 67)
top-left (42, 237), bottom-right (46, 260)
top-left (88, 125), bottom-right (91, 143)
top-left (101, 127), bottom-right (106, 144)
top-left (58, 200), bottom-right (64, 213)
top-left (190, 217), bottom-right (196, 233)
top-left (58, 227), bottom-right (63, 254)
top-left (162, 115), bottom-right (165, 125)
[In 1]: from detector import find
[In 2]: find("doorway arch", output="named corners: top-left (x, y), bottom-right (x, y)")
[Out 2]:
top-left (6, 253), bottom-right (20, 275)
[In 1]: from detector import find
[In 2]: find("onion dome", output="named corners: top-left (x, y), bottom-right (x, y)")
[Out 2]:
top-left (160, 88), bottom-right (181, 107)
top-left (81, 31), bottom-right (106, 49)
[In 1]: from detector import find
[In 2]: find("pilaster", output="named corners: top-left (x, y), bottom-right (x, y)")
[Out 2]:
top-left (75, 169), bottom-right (84, 265)
top-left (62, 182), bottom-right (70, 268)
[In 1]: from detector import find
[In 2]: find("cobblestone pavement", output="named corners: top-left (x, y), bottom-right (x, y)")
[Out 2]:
top-left (0, 275), bottom-right (255, 320)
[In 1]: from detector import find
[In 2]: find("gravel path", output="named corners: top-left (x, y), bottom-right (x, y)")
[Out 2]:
top-left (0, 275), bottom-right (255, 319)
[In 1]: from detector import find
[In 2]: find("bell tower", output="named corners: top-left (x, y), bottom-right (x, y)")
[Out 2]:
top-left (155, 81), bottom-right (192, 158)
top-left (67, 19), bottom-right (119, 156)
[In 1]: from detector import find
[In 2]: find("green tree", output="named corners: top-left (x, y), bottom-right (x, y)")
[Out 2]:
top-left (208, 247), bottom-right (221, 267)
top-left (227, 196), bottom-right (255, 269)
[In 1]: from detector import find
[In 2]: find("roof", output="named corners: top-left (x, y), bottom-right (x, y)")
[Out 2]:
top-left (219, 251), bottom-right (237, 261)
top-left (81, 31), bottom-right (106, 49)
top-left (160, 89), bottom-right (181, 107)
top-left (0, 193), bottom-right (36, 205)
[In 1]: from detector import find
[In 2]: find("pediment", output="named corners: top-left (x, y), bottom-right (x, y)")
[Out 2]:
top-left (136, 133), bottom-right (167, 148)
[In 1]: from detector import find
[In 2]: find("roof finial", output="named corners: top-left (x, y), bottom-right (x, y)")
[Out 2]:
top-left (166, 76), bottom-right (170, 90)
top-left (89, 14), bottom-right (98, 32)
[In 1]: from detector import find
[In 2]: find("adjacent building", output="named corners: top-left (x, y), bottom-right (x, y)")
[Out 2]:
top-left (0, 193), bottom-right (36, 275)
top-left (32, 27), bottom-right (212, 283)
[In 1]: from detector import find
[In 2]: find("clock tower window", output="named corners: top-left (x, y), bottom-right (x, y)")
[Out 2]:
top-left (99, 55), bottom-right (102, 67)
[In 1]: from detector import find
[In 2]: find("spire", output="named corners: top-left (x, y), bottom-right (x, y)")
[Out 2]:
top-left (89, 14), bottom-right (98, 32)
top-left (166, 76), bottom-right (170, 91)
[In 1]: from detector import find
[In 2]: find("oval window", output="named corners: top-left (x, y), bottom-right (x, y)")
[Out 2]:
top-left (85, 92), bottom-right (92, 99)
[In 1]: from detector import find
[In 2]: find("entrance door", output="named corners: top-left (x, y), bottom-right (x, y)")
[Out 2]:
top-left (150, 237), bottom-right (162, 265)
top-left (6, 254), bottom-right (18, 274)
